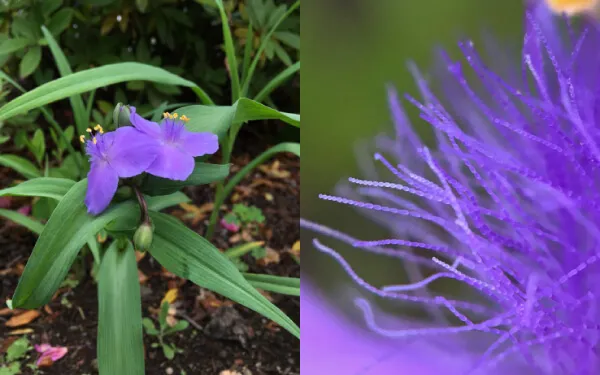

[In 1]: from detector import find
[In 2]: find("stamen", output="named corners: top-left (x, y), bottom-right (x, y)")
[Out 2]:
top-left (172, 113), bottom-right (179, 119)
top-left (163, 112), bottom-right (170, 118)
top-left (92, 137), bottom-right (97, 144)
top-left (79, 135), bottom-right (86, 143)
top-left (180, 115), bottom-right (190, 122)
top-left (86, 128), bottom-right (92, 133)
top-left (94, 124), bottom-right (104, 134)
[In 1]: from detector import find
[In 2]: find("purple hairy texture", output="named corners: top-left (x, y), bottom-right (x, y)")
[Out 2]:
top-left (304, 3), bottom-right (600, 374)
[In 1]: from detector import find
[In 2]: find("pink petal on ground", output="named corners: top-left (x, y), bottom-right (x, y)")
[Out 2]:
top-left (35, 344), bottom-right (68, 366)
top-left (35, 344), bottom-right (52, 353)
top-left (220, 218), bottom-right (240, 232)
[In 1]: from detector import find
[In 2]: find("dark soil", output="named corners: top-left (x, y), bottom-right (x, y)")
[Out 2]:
top-left (0, 130), bottom-right (300, 375)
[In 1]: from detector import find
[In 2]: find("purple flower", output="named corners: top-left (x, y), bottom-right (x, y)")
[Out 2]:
top-left (304, 2), bottom-right (600, 374)
top-left (129, 108), bottom-right (219, 181)
top-left (83, 125), bottom-right (160, 215)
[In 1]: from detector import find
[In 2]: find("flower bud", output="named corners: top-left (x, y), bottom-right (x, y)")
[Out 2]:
top-left (113, 103), bottom-right (132, 128)
top-left (133, 222), bottom-right (153, 252)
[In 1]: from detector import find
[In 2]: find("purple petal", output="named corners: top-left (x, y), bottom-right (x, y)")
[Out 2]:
top-left (107, 127), bottom-right (160, 178)
top-left (84, 162), bottom-right (119, 215)
top-left (129, 107), bottom-right (161, 137)
top-left (181, 131), bottom-right (219, 157)
top-left (145, 144), bottom-right (195, 181)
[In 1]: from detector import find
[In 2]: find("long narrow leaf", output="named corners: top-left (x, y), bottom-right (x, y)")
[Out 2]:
top-left (242, 1), bottom-right (300, 96)
top-left (0, 177), bottom-right (75, 201)
top-left (214, 0), bottom-right (240, 101)
top-left (11, 180), bottom-right (140, 308)
top-left (149, 212), bottom-right (299, 338)
top-left (97, 240), bottom-right (144, 375)
top-left (0, 63), bottom-right (196, 121)
top-left (41, 26), bottom-right (88, 135)
top-left (243, 273), bottom-right (300, 296)
top-left (0, 208), bottom-right (44, 234)
top-left (254, 61), bottom-right (300, 103)
top-left (0, 155), bottom-right (41, 179)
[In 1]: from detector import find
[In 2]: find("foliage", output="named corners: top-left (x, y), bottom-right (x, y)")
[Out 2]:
top-left (0, 337), bottom-right (32, 375)
top-left (142, 302), bottom-right (189, 360)
top-left (0, 1), bottom-right (300, 374)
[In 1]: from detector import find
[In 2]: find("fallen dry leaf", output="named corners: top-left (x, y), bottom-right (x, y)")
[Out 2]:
top-left (256, 248), bottom-right (281, 266)
top-left (135, 250), bottom-right (146, 262)
top-left (258, 289), bottom-right (274, 302)
top-left (265, 321), bottom-right (281, 332)
top-left (179, 202), bottom-right (215, 225)
top-left (219, 370), bottom-right (241, 375)
top-left (8, 328), bottom-right (34, 335)
top-left (289, 240), bottom-right (300, 259)
top-left (264, 192), bottom-right (274, 202)
top-left (44, 305), bottom-right (53, 315)
top-left (0, 307), bottom-right (21, 316)
top-left (5, 310), bottom-right (41, 327)
top-left (258, 160), bottom-right (291, 179)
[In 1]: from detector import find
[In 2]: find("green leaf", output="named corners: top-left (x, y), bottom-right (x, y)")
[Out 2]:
top-left (148, 212), bottom-right (299, 338)
top-left (274, 31), bottom-right (300, 49)
top-left (0, 154), bottom-right (41, 179)
top-left (28, 128), bottom-right (45, 164)
top-left (141, 163), bottom-right (230, 196)
top-left (164, 320), bottom-right (189, 335)
top-left (12, 17), bottom-right (39, 41)
top-left (162, 344), bottom-right (175, 360)
top-left (214, 0), bottom-right (240, 101)
top-left (0, 63), bottom-right (196, 121)
top-left (97, 240), bottom-right (145, 375)
top-left (225, 241), bottom-right (265, 259)
top-left (243, 273), bottom-right (300, 296)
top-left (0, 37), bottom-right (31, 55)
top-left (254, 61), bottom-right (300, 103)
top-left (41, 26), bottom-right (88, 135)
top-left (142, 318), bottom-right (158, 335)
top-left (178, 98), bottom-right (299, 139)
top-left (11, 180), bottom-right (140, 308)
top-left (273, 43), bottom-right (292, 66)
top-left (0, 177), bottom-right (75, 201)
top-left (5, 337), bottom-right (31, 362)
top-left (46, 8), bottom-right (74, 36)
top-left (242, 0), bottom-right (300, 96)
top-left (41, 0), bottom-right (63, 18)
top-left (19, 46), bottom-right (42, 78)
top-left (0, 209), bottom-right (44, 235)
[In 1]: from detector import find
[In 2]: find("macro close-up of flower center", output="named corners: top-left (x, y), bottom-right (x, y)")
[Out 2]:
top-left (303, 1), bottom-right (600, 374)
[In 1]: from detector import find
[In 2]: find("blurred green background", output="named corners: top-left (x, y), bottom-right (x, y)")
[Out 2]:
top-left (302, 0), bottom-right (525, 306)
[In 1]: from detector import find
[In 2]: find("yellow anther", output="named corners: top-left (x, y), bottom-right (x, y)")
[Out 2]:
top-left (92, 137), bottom-right (97, 145)
top-left (163, 112), bottom-right (170, 118)
top-left (180, 115), bottom-right (190, 122)
top-left (86, 128), bottom-right (93, 133)
top-left (545, 0), bottom-right (598, 15)
top-left (94, 124), bottom-right (104, 134)
top-left (79, 135), bottom-right (86, 143)
top-left (172, 113), bottom-right (178, 119)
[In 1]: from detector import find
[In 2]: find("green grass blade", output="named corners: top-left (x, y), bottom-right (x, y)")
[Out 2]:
top-left (0, 177), bottom-right (75, 201)
top-left (97, 240), bottom-right (144, 375)
top-left (11, 180), bottom-right (140, 308)
top-left (214, 0), bottom-right (240, 102)
top-left (254, 61), bottom-right (300, 103)
top-left (0, 63), bottom-right (196, 121)
top-left (0, 154), bottom-right (41, 179)
top-left (241, 22), bottom-right (254, 84)
top-left (41, 26), bottom-right (89, 135)
top-left (0, 208), bottom-right (44, 234)
top-left (241, 0), bottom-right (300, 96)
top-left (243, 273), bottom-right (300, 296)
top-left (149, 212), bottom-right (299, 338)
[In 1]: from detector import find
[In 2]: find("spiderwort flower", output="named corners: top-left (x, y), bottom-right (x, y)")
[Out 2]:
top-left (304, 2), bottom-right (600, 374)
top-left (82, 125), bottom-right (160, 215)
top-left (129, 108), bottom-right (219, 181)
